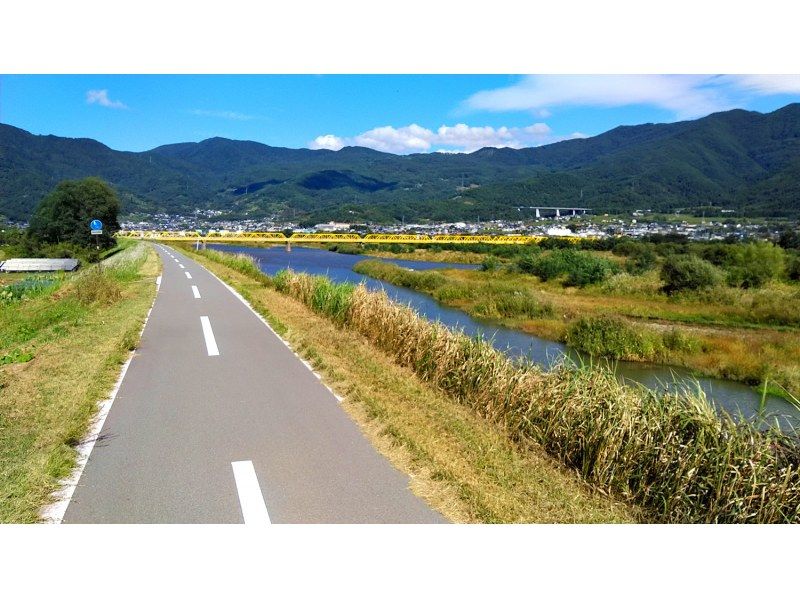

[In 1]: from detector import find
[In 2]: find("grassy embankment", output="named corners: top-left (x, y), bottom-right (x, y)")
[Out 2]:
top-left (174, 244), bottom-right (636, 523)
top-left (0, 242), bottom-right (158, 522)
top-left (178, 246), bottom-right (800, 523)
top-left (352, 259), bottom-right (800, 400)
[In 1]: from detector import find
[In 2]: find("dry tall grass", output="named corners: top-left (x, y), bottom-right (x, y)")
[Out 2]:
top-left (273, 269), bottom-right (800, 523)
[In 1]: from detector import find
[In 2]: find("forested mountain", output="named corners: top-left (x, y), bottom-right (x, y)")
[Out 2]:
top-left (2, 104), bottom-right (799, 223)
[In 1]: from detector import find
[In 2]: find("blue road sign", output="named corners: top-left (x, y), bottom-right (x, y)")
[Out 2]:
top-left (90, 219), bottom-right (103, 231)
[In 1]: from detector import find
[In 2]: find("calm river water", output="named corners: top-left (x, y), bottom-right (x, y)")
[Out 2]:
top-left (210, 244), bottom-right (799, 431)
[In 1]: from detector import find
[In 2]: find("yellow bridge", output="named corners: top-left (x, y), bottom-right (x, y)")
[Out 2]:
top-left (117, 231), bottom-right (588, 245)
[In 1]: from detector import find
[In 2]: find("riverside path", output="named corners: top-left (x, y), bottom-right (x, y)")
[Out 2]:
top-left (63, 244), bottom-right (444, 523)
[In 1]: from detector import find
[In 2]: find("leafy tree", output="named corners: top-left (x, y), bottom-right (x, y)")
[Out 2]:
top-left (724, 242), bottom-right (785, 288)
top-left (28, 177), bottom-right (120, 249)
top-left (660, 254), bottom-right (724, 294)
top-left (787, 253), bottom-right (800, 281)
top-left (778, 227), bottom-right (800, 250)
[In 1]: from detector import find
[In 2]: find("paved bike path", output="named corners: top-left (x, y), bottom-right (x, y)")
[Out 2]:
top-left (64, 244), bottom-right (444, 523)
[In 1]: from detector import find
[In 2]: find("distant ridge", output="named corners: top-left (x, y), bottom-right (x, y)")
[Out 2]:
top-left (2, 104), bottom-right (799, 223)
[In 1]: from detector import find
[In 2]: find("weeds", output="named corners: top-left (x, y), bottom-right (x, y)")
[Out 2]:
top-left (203, 249), bottom-right (270, 283)
top-left (72, 266), bottom-right (122, 305)
top-left (268, 269), bottom-right (800, 523)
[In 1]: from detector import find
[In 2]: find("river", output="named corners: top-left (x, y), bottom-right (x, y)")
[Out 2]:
top-left (209, 244), bottom-right (799, 431)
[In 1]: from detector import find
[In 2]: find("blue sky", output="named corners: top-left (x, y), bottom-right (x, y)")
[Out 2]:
top-left (2, 75), bottom-right (800, 154)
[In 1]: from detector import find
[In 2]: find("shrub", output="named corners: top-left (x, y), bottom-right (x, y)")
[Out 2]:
top-left (565, 316), bottom-right (661, 361)
top-left (723, 243), bottom-right (785, 289)
top-left (480, 256), bottom-right (501, 272)
top-left (625, 247), bottom-right (658, 275)
top-left (660, 254), bottom-right (724, 294)
top-left (518, 249), bottom-right (620, 287)
top-left (72, 266), bottom-right (122, 305)
top-left (788, 254), bottom-right (800, 282)
top-left (662, 328), bottom-right (701, 354)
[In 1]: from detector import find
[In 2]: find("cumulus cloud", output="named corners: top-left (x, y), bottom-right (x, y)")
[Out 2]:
top-left (310, 134), bottom-right (345, 151)
top-left (86, 89), bottom-right (127, 109)
top-left (463, 74), bottom-right (800, 121)
top-left (309, 122), bottom-right (556, 154)
top-left (189, 109), bottom-right (255, 121)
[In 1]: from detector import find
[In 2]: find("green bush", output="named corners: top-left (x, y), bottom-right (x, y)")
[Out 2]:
top-left (662, 328), bottom-right (702, 353)
top-left (518, 249), bottom-right (620, 287)
top-left (474, 291), bottom-right (553, 319)
top-left (620, 244), bottom-right (658, 275)
top-left (565, 316), bottom-right (661, 360)
top-left (480, 256), bottom-right (501, 272)
top-left (660, 254), bottom-right (724, 294)
top-left (723, 242), bottom-right (785, 288)
top-left (788, 254), bottom-right (800, 282)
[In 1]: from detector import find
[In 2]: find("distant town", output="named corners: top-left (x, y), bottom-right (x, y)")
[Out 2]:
top-left (117, 208), bottom-right (795, 243)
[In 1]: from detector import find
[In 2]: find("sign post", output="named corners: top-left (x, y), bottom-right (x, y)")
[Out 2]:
top-left (90, 219), bottom-right (103, 250)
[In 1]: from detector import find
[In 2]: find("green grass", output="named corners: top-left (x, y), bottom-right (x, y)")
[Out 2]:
top-left (180, 244), bottom-right (637, 523)
top-left (0, 242), bottom-right (158, 522)
top-left (181, 244), bottom-right (800, 522)
top-left (268, 270), bottom-right (800, 523)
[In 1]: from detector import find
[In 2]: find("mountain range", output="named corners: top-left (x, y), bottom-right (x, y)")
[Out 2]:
top-left (2, 103), bottom-right (799, 223)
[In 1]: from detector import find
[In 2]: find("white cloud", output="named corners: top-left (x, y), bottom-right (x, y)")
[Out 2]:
top-left (310, 134), bottom-right (345, 151)
top-left (352, 124), bottom-right (436, 153)
top-left (309, 122), bottom-right (556, 154)
top-left (720, 74), bottom-right (800, 95)
top-left (189, 109), bottom-right (255, 121)
top-left (463, 74), bottom-right (800, 121)
top-left (464, 75), bottom-right (731, 120)
top-left (86, 89), bottom-right (127, 109)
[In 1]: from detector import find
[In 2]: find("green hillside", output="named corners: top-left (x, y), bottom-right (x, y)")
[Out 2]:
top-left (2, 104), bottom-right (799, 223)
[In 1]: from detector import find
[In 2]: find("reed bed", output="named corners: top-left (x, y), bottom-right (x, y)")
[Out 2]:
top-left (269, 269), bottom-right (800, 523)
top-left (202, 248), bottom-right (271, 283)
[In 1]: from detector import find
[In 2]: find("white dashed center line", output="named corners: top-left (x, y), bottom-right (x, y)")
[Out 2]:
top-left (231, 461), bottom-right (271, 525)
top-left (185, 272), bottom-right (192, 279)
top-left (192, 285), bottom-right (201, 299)
top-left (200, 316), bottom-right (220, 356)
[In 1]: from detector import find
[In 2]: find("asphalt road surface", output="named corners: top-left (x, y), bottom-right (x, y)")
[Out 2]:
top-left (64, 244), bottom-right (445, 523)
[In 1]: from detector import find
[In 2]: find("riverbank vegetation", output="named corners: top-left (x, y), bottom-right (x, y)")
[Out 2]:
top-left (351, 236), bottom-right (800, 399)
top-left (0, 243), bottom-right (158, 522)
top-left (179, 245), bottom-right (800, 523)
top-left (178, 245), bottom-right (636, 523)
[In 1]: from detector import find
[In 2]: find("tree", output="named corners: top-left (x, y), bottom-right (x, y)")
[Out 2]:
top-left (660, 254), bottom-right (723, 294)
top-left (724, 242), bottom-right (785, 288)
top-left (778, 227), bottom-right (800, 250)
top-left (27, 177), bottom-right (120, 249)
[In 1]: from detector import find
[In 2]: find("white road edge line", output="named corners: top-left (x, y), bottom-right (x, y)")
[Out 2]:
top-left (185, 272), bottom-right (192, 279)
top-left (231, 461), bottom-right (271, 525)
top-left (192, 285), bottom-right (201, 299)
top-left (200, 316), bottom-right (220, 356)
top-left (191, 253), bottom-right (347, 404)
top-left (40, 246), bottom-right (164, 523)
